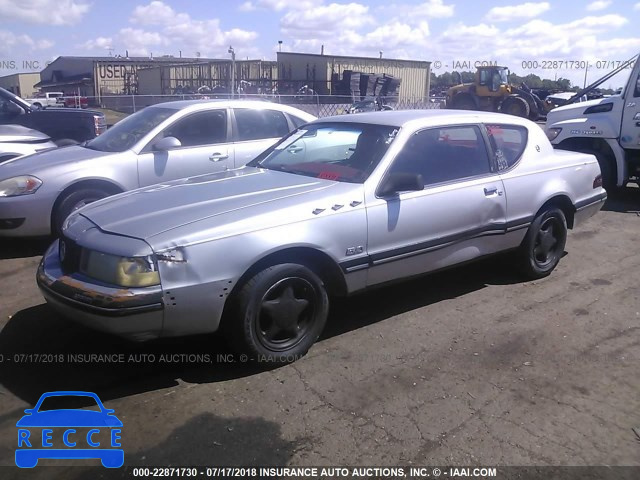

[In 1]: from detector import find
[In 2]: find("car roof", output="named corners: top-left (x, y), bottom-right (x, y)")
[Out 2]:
top-left (314, 109), bottom-right (533, 129)
top-left (148, 99), bottom-right (315, 117)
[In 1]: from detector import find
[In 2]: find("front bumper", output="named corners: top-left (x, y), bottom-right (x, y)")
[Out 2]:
top-left (37, 241), bottom-right (164, 341)
top-left (0, 190), bottom-right (57, 237)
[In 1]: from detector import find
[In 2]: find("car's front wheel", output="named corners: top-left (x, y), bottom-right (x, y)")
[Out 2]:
top-left (517, 207), bottom-right (567, 279)
top-left (53, 187), bottom-right (112, 235)
top-left (226, 263), bottom-right (329, 364)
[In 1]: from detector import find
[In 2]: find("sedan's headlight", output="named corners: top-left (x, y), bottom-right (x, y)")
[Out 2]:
top-left (80, 250), bottom-right (160, 287)
top-left (0, 175), bottom-right (42, 197)
top-left (545, 127), bottom-right (562, 141)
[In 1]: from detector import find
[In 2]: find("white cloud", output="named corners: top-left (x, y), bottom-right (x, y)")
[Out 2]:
top-left (240, 0), bottom-right (314, 11)
top-left (0, 0), bottom-right (90, 26)
top-left (130, 1), bottom-right (190, 25)
top-left (0, 29), bottom-right (54, 55)
top-left (485, 2), bottom-right (550, 22)
top-left (377, 0), bottom-right (455, 20)
top-left (116, 28), bottom-right (168, 56)
top-left (586, 0), bottom-right (611, 11)
top-left (82, 36), bottom-right (113, 51)
top-left (634, 2), bottom-right (640, 9)
top-left (281, 3), bottom-right (374, 37)
top-left (239, 1), bottom-right (256, 11)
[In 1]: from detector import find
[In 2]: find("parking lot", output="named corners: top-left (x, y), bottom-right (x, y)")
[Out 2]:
top-left (0, 186), bottom-right (638, 475)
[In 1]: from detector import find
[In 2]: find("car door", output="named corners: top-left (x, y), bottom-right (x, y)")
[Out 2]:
top-left (136, 108), bottom-right (233, 187)
top-left (364, 124), bottom-right (507, 286)
top-left (620, 64), bottom-right (640, 152)
top-left (231, 108), bottom-right (294, 167)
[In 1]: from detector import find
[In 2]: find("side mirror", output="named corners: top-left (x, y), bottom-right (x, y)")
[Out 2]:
top-left (153, 136), bottom-right (181, 151)
top-left (377, 172), bottom-right (424, 197)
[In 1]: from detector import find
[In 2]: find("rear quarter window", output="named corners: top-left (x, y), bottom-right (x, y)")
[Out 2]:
top-left (485, 124), bottom-right (528, 170)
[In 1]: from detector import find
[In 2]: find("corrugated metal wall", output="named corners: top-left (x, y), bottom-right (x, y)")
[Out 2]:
top-left (137, 61), bottom-right (278, 95)
top-left (329, 59), bottom-right (430, 100)
top-left (276, 53), bottom-right (431, 100)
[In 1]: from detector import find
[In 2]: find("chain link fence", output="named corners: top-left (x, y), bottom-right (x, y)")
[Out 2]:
top-left (58, 94), bottom-right (446, 124)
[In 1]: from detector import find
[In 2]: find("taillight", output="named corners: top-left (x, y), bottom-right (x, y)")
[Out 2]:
top-left (593, 174), bottom-right (602, 189)
top-left (94, 115), bottom-right (107, 135)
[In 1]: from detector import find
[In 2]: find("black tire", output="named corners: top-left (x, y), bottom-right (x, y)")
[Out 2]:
top-left (54, 138), bottom-right (79, 147)
top-left (53, 188), bottom-right (111, 235)
top-left (501, 96), bottom-right (530, 118)
top-left (31, 102), bottom-right (43, 110)
top-left (517, 207), bottom-right (567, 279)
top-left (578, 149), bottom-right (616, 192)
top-left (451, 94), bottom-right (476, 110)
top-left (225, 263), bottom-right (329, 364)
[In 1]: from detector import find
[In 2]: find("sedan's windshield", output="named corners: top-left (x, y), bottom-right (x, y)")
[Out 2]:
top-left (253, 123), bottom-right (399, 183)
top-left (85, 106), bottom-right (175, 152)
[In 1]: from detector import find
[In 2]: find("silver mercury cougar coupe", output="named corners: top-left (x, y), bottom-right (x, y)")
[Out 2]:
top-left (37, 110), bottom-right (606, 363)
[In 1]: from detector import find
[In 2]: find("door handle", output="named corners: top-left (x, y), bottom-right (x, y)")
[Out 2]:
top-left (287, 146), bottom-right (303, 153)
top-left (484, 186), bottom-right (498, 196)
top-left (209, 153), bottom-right (229, 162)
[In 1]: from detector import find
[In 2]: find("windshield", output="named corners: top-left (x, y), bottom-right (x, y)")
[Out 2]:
top-left (253, 123), bottom-right (399, 183)
top-left (85, 106), bottom-right (175, 152)
top-left (499, 69), bottom-right (508, 84)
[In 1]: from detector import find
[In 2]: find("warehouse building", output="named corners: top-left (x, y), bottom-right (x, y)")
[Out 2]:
top-left (137, 60), bottom-right (278, 95)
top-left (36, 55), bottom-right (217, 101)
top-left (0, 72), bottom-right (40, 98)
top-left (276, 52), bottom-right (431, 101)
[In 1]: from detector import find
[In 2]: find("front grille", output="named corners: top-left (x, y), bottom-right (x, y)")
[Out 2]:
top-left (59, 237), bottom-right (82, 273)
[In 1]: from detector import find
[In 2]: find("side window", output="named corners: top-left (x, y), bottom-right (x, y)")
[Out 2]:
top-left (479, 70), bottom-right (489, 86)
top-left (163, 110), bottom-right (227, 147)
top-left (485, 124), bottom-right (528, 170)
top-left (235, 109), bottom-right (290, 141)
top-left (389, 125), bottom-right (491, 186)
top-left (634, 73), bottom-right (640, 98)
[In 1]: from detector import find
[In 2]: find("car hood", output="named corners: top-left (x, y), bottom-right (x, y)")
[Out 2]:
top-left (0, 144), bottom-right (115, 172)
top-left (16, 410), bottom-right (123, 427)
top-left (78, 167), bottom-right (356, 243)
top-left (0, 124), bottom-right (51, 142)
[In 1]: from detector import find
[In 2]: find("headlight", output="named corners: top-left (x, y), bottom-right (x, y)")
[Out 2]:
top-left (0, 175), bottom-right (42, 197)
top-left (546, 128), bottom-right (562, 141)
top-left (80, 250), bottom-right (160, 287)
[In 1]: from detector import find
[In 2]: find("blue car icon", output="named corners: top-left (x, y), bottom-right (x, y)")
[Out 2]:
top-left (16, 391), bottom-right (123, 468)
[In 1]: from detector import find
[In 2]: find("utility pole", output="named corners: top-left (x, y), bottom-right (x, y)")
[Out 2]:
top-left (228, 46), bottom-right (236, 98)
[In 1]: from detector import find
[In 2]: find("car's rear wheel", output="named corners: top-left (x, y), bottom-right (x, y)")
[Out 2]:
top-left (53, 188), bottom-right (111, 235)
top-left (225, 263), bottom-right (329, 364)
top-left (517, 207), bottom-right (567, 279)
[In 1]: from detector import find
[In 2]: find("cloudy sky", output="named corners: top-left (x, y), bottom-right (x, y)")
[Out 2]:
top-left (0, 0), bottom-right (639, 87)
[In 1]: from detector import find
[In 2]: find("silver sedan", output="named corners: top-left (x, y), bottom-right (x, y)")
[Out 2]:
top-left (0, 100), bottom-right (315, 235)
top-left (37, 110), bottom-right (606, 362)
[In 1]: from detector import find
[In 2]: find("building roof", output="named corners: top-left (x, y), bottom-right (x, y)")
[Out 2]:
top-left (277, 51), bottom-right (431, 65)
top-left (0, 72), bottom-right (40, 80)
top-left (35, 73), bottom-right (93, 88)
top-left (48, 55), bottom-right (219, 63)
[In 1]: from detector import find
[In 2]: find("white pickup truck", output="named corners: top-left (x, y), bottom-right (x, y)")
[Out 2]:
top-left (24, 91), bottom-right (64, 110)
